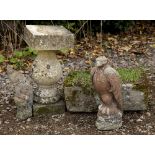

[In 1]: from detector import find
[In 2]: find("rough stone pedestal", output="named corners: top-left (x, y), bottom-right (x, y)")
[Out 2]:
top-left (95, 104), bottom-right (122, 130)
top-left (24, 25), bottom-right (74, 115)
top-left (96, 109), bottom-right (122, 130)
top-left (7, 65), bottom-right (33, 120)
top-left (16, 102), bottom-right (32, 120)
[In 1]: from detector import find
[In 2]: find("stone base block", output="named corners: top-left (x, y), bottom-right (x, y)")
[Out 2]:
top-left (96, 113), bottom-right (122, 130)
top-left (122, 84), bottom-right (147, 111)
top-left (33, 100), bottom-right (65, 116)
top-left (64, 87), bottom-right (97, 112)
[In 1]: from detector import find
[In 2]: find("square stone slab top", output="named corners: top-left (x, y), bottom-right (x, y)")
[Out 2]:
top-left (24, 25), bottom-right (74, 51)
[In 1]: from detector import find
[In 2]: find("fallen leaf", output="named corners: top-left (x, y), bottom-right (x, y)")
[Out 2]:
top-left (0, 66), bottom-right (3, 73)
top-left (85, 60), bottom-right (91, 65)
top-left (64, 67), bottom-right (70, 71)
top-left (118, 45), bottom-right (132, 52)
top-left (131, 41), bottom-right (141, 45)
top-left (150, 44), bottom-right (155, 48)
top-left (107, 37), bottom-right (118, 44)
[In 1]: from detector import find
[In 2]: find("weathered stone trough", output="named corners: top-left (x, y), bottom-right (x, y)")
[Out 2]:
top-left (24, 25), bottom-right (74, 116)
top-left (64, 70), bottom-right (148, 112)
top-left (64, 86), bottom-right (97, 112)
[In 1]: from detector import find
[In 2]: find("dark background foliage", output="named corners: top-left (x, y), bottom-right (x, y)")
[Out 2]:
top-left (0, 20), bottom-right (155, 51)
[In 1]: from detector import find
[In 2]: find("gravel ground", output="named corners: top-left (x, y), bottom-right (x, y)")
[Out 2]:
top-left (0, 45), bottom-right (155, 135)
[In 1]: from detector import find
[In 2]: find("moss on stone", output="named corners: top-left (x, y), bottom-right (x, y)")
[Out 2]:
top-left (33, 102), bottom-right (65, 116)
top-left (117, 67), bottom-right (149, 103)
top-left (64, 68), bottom-right (144, 87)
top-left (117, 68), bottom-right (144, 83)
top-left (64, 71), bottom-right (93, 94)
top-left (36, 107), bottom-right (51, 115)
top-left (133, 72), bottom-right (149, 104)
top-left (64, 68), bottom-right (147, 94)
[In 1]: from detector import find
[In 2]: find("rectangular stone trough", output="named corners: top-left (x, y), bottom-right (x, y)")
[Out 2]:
top-left (64, 84), bottom-right (147, 112)
top-left (64, 87), bottom-right (97, 112)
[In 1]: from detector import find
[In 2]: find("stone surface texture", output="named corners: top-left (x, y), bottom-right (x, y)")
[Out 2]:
top-left (122, 84), bottom-right (146, 110)
top-left (96, 108), bottom-right (122, 130)
top-left (24, 25), bottom-right (74, 51)
top-left (24, 25), bottom-right (74, 116)
top-left (64, 87), bottom-right (97, 112)
top-left (32, 51), bottom-right (62, 86)
top-left (34, 84), bottom-right (61, 104)
top-left (32, 51), bottom-right (62, 104)
top-left (33, 100), bottom-right (65, 116)
top-left (7, 65), bottom-right (33, 120)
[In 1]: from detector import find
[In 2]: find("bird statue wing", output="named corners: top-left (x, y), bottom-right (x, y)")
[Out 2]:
top-left (91, 67), bottom-right (97, 76)
top-left (91, 67), bottom-right (97, 83)
top-left (105, 67), bottom-right (122, 109)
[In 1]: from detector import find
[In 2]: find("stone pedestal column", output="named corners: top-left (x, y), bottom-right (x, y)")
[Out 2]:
top-left (32, 51), bottom-right (62, 104)
top-left (24, 25), bottom-right (74, 116)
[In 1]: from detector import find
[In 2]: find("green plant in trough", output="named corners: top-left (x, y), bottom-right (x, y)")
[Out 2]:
top-left (64, 71), bottom-right (92, 91)
top-left (64, 68), bottom-right (144, 90)
top-left (116, 68), bottom-right (144, 83)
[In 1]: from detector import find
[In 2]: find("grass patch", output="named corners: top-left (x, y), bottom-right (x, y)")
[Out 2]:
top-left (64, 68), bottom-right (144, 89)
top-left (13, 47), bottom-right (37, 59)
top-left (9, 47), bottom-right (37, 70)
top-left (117, 68), bottom-right (144, 83)
top-left (0, 48), bottom-right (37, 71)
top-left (64, 70), bottom-right (92, 90)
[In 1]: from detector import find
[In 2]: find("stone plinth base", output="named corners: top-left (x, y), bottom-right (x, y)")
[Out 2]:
top-left (33, 100), bottom-right (65, 116)
top-left (96, 112), bottom-right (122, 130)
top-left (64, 87), bottom-right (97, 112)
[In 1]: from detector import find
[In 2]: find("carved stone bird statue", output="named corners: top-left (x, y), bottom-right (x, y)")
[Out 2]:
top-left (91, 56), bottom-right (122, 116)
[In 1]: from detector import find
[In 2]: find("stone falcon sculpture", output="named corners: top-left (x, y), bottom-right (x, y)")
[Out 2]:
top-left (91, 56), bottom-right (122, 130)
